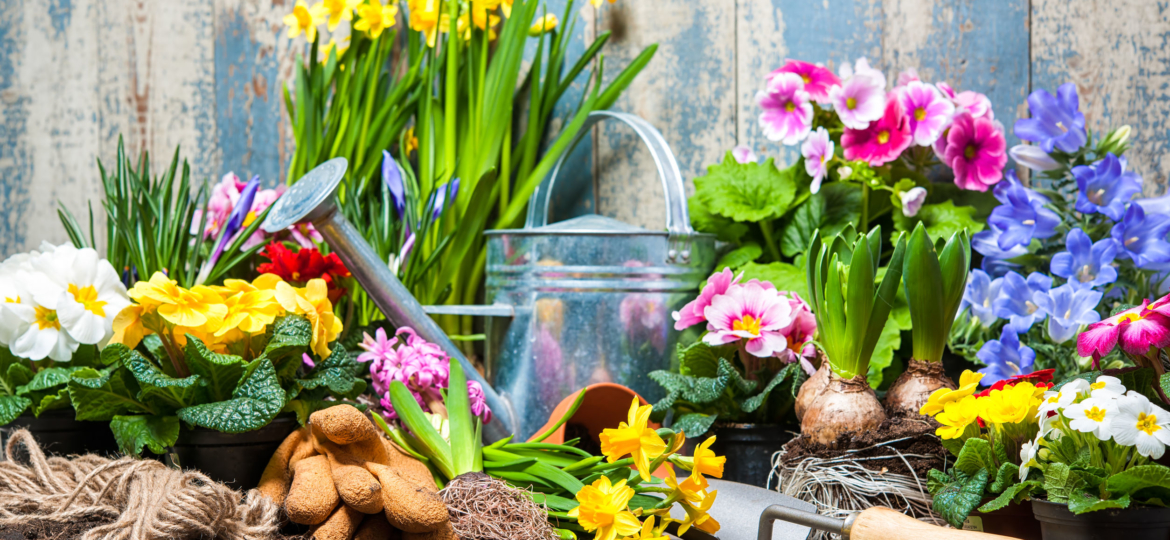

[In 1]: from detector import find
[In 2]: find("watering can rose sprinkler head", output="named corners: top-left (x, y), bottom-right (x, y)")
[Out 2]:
top-left (261, 158), bottom-right (517, 442)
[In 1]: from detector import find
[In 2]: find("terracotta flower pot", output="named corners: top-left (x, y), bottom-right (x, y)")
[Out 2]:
top-left (530, 383), bottom-right (657, 445)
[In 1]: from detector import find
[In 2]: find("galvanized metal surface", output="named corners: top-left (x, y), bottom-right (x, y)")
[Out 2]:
top-left (669, 478), bottom-right (817, 540)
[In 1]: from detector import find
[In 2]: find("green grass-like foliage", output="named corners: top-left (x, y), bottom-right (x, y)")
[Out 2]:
top-left (903, 222), bottom-right (970, 363)
top-left (806, 225), bottom-right (907, 380)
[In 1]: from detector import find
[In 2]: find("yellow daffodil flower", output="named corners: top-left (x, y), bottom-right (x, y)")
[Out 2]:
top-left (568, 476), bottom-right (642, 540)
top-left (622, 516), bottom-right (669, 540)
top-left (688, 436), bottom-right (725, 482)
top-left (600, 398), bottom-right (666, 481)
top-left (284, 0), bottom-right (326, 42)
top-left (529, 13), bottom-right (558, 36)
top-left (920, 370), bottom-right (983, 416)
top-left (320, 37), bottom-right (349, 64)
top-left (665, 466), bottom-right (707, 503)
top-left (316, 0), bottom-right (360, 31)
top-left (678, 489), bottom-right (720, 535)
top-left (590, 0), bottom-right (616, 7)
top-left (216, 289), bottom-right (280, 336)
top-left (980, 382), bottom-right (1037, 425)
top-left (354, 0), bottom-right (398, 39)
top-left (403, 127), bottom-right (418, 156)
top-left (935, 395), bottom-right (980, 440)
top-left (408, 0), bottom-right (442, 47)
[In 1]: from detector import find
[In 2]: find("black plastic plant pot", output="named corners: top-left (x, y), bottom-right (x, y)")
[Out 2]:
top-left (969, 501), bottom-right (1042, 539)
top-left (0, 409), bottom-right (119, 457)
top-left (1032, 499), bottom-right (1170, 540)
top-left (707, 423), bottom-right (794, 488)
top-left (164, 415), bottom-right (299, 490)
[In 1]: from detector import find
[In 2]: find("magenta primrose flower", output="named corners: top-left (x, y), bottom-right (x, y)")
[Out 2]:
top-left (732, 144), bottom-right (758, 164)
top-left (829, 71), bottom-right (886, 130)
top-left (944, 112), bottom-right (1007, 191)
top-left (899, 81), bottom-right (954, 146)
top-left (1077, 299), bottom-right (1170, 361)
top-left (774, 59), bottom-right (841, 104)
top-left (673, 267), bottom-right (739, 330)
top-left (801, 127), bottom-right (834, 193)
top-left (954, 90), bottom-right (993, 120)
top-left (842, 96), bottom-right (913, 166)
top-left (757, 72), bottom-right (813, 145)
top-left (896, 67), bottom-right (920, 86)
top-left (702, 282), bottom-right (795, 358)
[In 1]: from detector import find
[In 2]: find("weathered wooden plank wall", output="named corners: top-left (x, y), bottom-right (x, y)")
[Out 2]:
top-left (1, 0), bottom-right (1168, 254)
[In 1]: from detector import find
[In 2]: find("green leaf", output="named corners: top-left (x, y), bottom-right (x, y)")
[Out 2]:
top-left (677, 342), bottom-right (729, 378)
top-left (1107, 464), bottom-right (1170, 504)
top-left (693, 154), bottom-right (796, 222)
top-left (689, 197), bottom-right (749, 244)
top-left (33, 387), bottom-right (70, 416)
top-left (183, 336), bottom-right (245, 402)
top-left (124, 350), bottom-right (204, 411)
top-left (176, 358), bottom-right (285, 433)
top-left (16, 367), bottom-right (82, 395)
top-left (388, 380), bottom-right (454, 479)
top-left (296, 345), bottom-right (365, 400)
top-left (1044, 462), bottom-right (1079, 503)
top-left (903, 223), bottom-right (947, 362)
top-left (0, 394), bottom-right (31, 425)
top-left (738, 261), bottom-right (809, 300)
top-left (927, 469), bottom-right (953, 495)
top-left (742, 364), bottom-right (801, 413)
top-left (647, 370), bottom-right (729, 405)
top-left (671, 412), bottom-right (718, 439)
top-left (867, 316), bottom-right (903, 388)
top-left (894, 201), bottom-right (984, 242)
top-left (718, 359), bottom-right (757, 395)
top-left (954, 438), bottom-right (996, 477)
top-left (110, 414), bottom-right (179, 455)
top-left (714, 242), bottom-right (763, 271)
top-left (978, 481), bottom-right (1040, 513)
top-left (68, 367), bottom-right (145, 421)
top-left (447, 359), bottom-right (476, 475)
top-left (0, 347), bottom-right (31, 396)
top-left (263, 315), bottom-right (313, 371)
top-left (780, 183), bottom-right (861, 258)
top-left (990, 462), bottom-right (1021, 494)
top-left (1068, 491), bottom-right (1130, 515)
top-left (933, 468), bottom-right (990, 528)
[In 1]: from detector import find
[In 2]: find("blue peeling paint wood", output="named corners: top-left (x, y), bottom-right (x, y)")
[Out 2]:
top-left (0, 0), bottom-right (32, 256)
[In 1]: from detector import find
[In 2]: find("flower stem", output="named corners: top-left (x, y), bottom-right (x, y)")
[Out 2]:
top-left (859, 183), bottom-right (870, 232)
top-left (758, 220), bottom-right (782, 262)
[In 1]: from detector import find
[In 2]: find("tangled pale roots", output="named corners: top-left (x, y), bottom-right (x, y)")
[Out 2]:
top-left (439, 472), bottom-right (557, 540)
top-left (0, 429), bottom-right (280, 540)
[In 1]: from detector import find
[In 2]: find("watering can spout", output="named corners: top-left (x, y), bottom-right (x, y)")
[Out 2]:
top-left (261, 158), bottom-right (517, 442)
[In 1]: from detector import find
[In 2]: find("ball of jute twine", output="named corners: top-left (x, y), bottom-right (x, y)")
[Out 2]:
top-left (0, 429), bottom-right (279, 540)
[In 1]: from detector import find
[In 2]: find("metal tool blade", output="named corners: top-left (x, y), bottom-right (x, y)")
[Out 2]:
top-left (669, 479), bottom-right (815, 540)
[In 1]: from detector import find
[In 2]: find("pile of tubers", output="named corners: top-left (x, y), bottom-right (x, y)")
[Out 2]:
top-left (258, 405), bottom-right (454, 540)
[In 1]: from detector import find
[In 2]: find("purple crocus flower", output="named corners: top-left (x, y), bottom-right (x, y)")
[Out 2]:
top-left (1033, 283), bottom-right (1102, 343)
top-left (988, 183), bottom-right (1061, 250)
top-left (1050, 228), bottom-right (1118, 288)
top-left (976, 326), bottom-right (1036, 386)
top-left (196, 174), bottom-right (260, 284)
top-left (1111, 203), bottom-right (1170, 268)
top-left (429, 178), bottom-right (460, 221)
top-left (993, 271), bottom-right (1053, 333)
top-left (1013, 83), bottom-right (1087, 153)
top-left (960, 269), bottom-right (1002, 327)
top-left (1073, 153), bottom-right (1143, 221)
top-left (382, 150), bottom-right (406, 218)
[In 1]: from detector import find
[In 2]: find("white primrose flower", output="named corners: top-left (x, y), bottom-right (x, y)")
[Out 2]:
top-left (24, 244), bottom-right (129, 347)
top-left (1039, 409), bottom-right (1060, 436)
top-left (1064, 396), bottom-right (1117, 441)
top-left (1039, 380), bottom-right (1088, 416)
top-left (0, 255), bottom-right (35, 347)
top-left (1089, 375), bottom-right (1126, 401)
top-left (1059, 378), bottom-right (1091, 398)
top-left (1020, 435), bottom-right (1041, 481)
top-left (1111, 391), bottom-right (1170, 459)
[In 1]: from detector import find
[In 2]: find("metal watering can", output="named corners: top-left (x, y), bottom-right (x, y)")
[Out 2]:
top-left (263, 112), bottom-right (714, 441)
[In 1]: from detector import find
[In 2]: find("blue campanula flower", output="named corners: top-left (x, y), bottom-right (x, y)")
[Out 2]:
top-left (972, 223), bottom-right (1030, 261)
top-left (1136, 192), bottom-right (1170, 216)
top-left (960, 269), bottom-right (1003, 327)
top-left (1111, 203), bottom-right (1170, 268)
top-left (1073, 153), bottom-right (1143, 221)
top-left (1032, 282), bottom-right (1103, 343)
top-left (994, 169), bottom-right (1049, 205)
top-left (1013, 83), bottom-right (1087, 153)
top-left (976, 326), bottom-right (1036, 386)
top-left (1050, 228), bottom-right (1118, 288)
top-left (382, 150), bottom-right (406, 218)
top-left (988, 183), bottom-right (1061, 251)
top-left (993, 271), bottom-right (1053, 333)
top-left (981, 256), bottom-right (1022, 278)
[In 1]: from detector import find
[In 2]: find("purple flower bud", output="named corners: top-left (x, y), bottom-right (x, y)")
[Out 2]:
top-left (382, 150), bottom-right (406, 218)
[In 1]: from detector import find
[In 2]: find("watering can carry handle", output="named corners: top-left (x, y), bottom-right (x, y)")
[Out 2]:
top-left (524, 111), bottom-right (697, 263)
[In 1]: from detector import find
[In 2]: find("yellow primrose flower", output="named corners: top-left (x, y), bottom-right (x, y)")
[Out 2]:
top-left (980, 382), bottom-right (1037, 425)
top-left (568, 476), bottom-right (642, 540)
top-left (678, 489), bottom-right (719, 535)
top-left (276, 279), bottom-right (342, 358)
top-left (354, 0), bottom-right (398, 39)
top-left (920, 370), bottom-right (983, 416)
top-left (935, 395), bottom-right (980, 440)
top-left (529, 13), bottom-right (558, 36)
top-left (408, 0), bottom-right (442, 47)
top-left (316, 0), bottom-right (360, 31)
top-left (665, 466), bottom-right (707, 503)
top-left (284, 0), bottom-right (326, 42)
top-left (111, 304), bottom-right (150, 349)
top-left (253, 273), bottom-right (284, 291)
top-left (152, 285), bottom-right (223, 329)
top-left (216, 289), bottom-right (280, 336)
top-left (622, 516), bottom-right (668, 540)
top-left (599, 398), bottom-right (666, 482)
top-left (128, 272), bottom-right (181, 308)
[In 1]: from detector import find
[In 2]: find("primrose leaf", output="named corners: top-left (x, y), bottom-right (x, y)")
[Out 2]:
top-left (68, 367), bottom-right (145, 421)
top-left (0, 394), bottom-right (31, 425)
top-left (110, 414), bottom-right (180, 456)
top-left (1107, 464), bottom-right (1170, 504)
top-left (693, 154), bottom-right (796, 223)
top-left (927, 469), bottom-right (953, 495)
top-left (677, 342), bottom-right (727, 378)
top-left (671, 412), bottom-right (718, 439)
top-left (719, 359), bottom-right (758, 395)
top-left (932, 467), bottom-right (989, 528)
top-left (183, 336), bottom-right (245, 402)
top-left (124, 350), bottom-right (205, 412)
top-left (780, 182), bottom-right (861, 257)
top-left (16, 367), bottom-right (83, 395)
top-left (742, 364), bottom-right (801, 413)
top-left (176, 358), bottom-right (284, 434)
top-left (263, 315), bottom-right (313, 374)
top-left (648, 370), bottom-right (729, 406)
top-left (296, 345), bottom-right (365, 400)
top-left (954, 437), bottom-right (996, 477)
top-left (978, 480), bottom-right (1041, 513)
top-left (990, 462), bottom-right (1021, 494)
top-left (738, 261), bottom-right (809, 300)
top-left (1068, 491), bottom-right (1130, 515)
top-left (893, 200), bottom-right (984, 241)
top-left (689, 197), bottom-right (749, 244)
top-left (714, 242), bottom-right (763, 272)
top-left (1043, 462), bottom-right (1080, 503)
top-left (33, 387), bottom-right (71, 416)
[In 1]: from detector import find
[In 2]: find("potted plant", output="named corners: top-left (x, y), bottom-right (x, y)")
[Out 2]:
top-left (643, 269), bottom-right (810, 486)
top-left (0, 243), bottom-right (129, 455)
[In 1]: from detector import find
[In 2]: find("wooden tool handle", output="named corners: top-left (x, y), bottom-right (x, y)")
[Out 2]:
top-left (847, 507), bottom-right (1015, 540)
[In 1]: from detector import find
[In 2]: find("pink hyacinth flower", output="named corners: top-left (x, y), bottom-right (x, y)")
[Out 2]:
top-left (944, 112), bottom-right (1007, 191)
top-left (732, 144), bottom-right (759, 164)
top-left (467, 380), bottom-right (493, 423)
top-left (673, 268), bottom-right (740, 330)
top-left (842, 96), bottom-right (913, 166)
top-left (757, 72), bottom-right (814, 145)
top-left (955, 90), bottom-right (993, 120)
top-left (801, 127), bottom-right (834, 194)
top-left (702, 282), bottom-right (795, 358)
top-left (828, 72), bottom-right (886, 130)
top-left (899, 81), bottom-right (955, 146)
top-left (775, 59), bottom-right (841, 104)
top-left (1077, 300), bottom-right (1170, 360)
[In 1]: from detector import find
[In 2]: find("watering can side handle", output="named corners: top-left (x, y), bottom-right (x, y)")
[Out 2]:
top-left (525, 111), bottom-right (696, 261)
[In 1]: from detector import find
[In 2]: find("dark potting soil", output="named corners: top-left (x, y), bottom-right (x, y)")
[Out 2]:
top-left (781, 415), bottom-right (948, 479)
top-left (0, 516), bottom-right (112, 540)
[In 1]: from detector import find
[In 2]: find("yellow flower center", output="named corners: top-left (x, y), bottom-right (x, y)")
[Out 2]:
top-left (1091, 381), bottom-right (1107, 391)
top-left (69, 284), bottom-right (107, 317)
top-left (1047, 396), bottom-right (1059, 404)
top-left (1137, 412), bottom-right (1162, 435)
top-left (845, 97), bottom-right (857, 110)
top-left (784, 101), bottom-right (796, 113)
top-left (34, 306), bottom-right (60, 330)
top-left (801, 74), bottom-right (811, 84)
top-left (733, 314), bottom-right (762, 336)
top-left (4, 295), bottom-right (19, 303)
top-left (877, 130), bottom-right (890, 144)
top-left (1119, 312), bottom-right (1145, 324)
top-left (964, 144), bottom-right (978, 159)
top-left (914, 107), bottom-right (927, 121)
top-left (293, 5), bottom-right (312, 28)
top-left (1085, 406), bottom-right (1107, 422)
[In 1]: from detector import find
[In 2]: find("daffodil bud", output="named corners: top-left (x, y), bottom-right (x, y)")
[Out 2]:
top-left (529, 14), bottom-right (558, 36)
